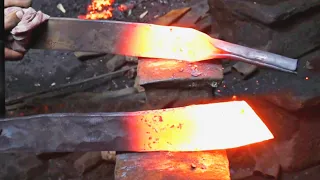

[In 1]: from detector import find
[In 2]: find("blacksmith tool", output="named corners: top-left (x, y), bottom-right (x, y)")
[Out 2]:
top-left (29, 18), bottom-right (298, 73)
top-left (0, 101), bottom-right (273, 152)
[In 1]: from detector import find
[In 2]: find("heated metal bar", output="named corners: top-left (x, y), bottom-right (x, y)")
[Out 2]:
top-left (210, 38), bottom-right (298, 72)
top-left (115, 151), bottom-right (231, 180)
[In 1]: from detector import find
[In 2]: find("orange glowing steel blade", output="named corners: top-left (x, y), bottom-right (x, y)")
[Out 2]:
top-left (31, 18), bottom-right (220, 62)
top-left (0, 101), bottom-right (274, 152)
top-left (127, 100), bottom-right (274, 151)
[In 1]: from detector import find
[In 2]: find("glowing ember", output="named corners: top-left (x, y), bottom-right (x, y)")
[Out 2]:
top-left (126, 101), bottom-right (274, 151)
top-left (79, 0), bottom-right (133, 19)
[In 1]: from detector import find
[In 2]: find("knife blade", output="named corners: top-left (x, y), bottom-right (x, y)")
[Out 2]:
top-left (31, 18), bottom-right (298, 73)
top-left (31, 17), bottom-right (218, 62)
top-left (0, 101), bottom-right (273, 152)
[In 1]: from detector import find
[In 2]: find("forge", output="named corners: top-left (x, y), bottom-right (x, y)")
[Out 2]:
top-left (2, 0), bottom-right (320, 180)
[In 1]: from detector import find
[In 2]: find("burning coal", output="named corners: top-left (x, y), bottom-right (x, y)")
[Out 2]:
top-left (78, 0), bottom-right (135, 19)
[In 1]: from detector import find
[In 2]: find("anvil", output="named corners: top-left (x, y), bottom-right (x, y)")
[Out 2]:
top-left (30, 18), bottom-right (298, 73)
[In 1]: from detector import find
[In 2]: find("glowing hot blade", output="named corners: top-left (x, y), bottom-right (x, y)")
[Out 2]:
top-left (126, 100), bottom-right (274, 151)
top-left (116, 24), bottom-right (221, 62)
top-left (0, 101), bottom-right (273, 152)
top-left (32, 18), bottom-right (220, 62)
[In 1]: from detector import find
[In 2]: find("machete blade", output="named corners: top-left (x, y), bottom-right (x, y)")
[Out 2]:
top-left (0, 101), bottom-right (273, 152)
top-left (31, 18), bottom-right (218, 62)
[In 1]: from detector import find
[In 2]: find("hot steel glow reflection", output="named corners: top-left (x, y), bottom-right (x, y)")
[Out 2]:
top-left (126, 101), bottom-right (274, 151)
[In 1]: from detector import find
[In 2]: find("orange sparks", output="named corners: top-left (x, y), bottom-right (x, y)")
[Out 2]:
top-left (79, 0), bottom-right (134, 19)
top-left (125, 101), bottom-right (274, 151)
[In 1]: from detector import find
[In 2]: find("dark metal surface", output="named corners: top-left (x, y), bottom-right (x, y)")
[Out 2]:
top-left (137, 58), bottom-right (223, 87)
top-left (0, 113), bottom-right (129, 152)
top-left (31, 18), bottom-right (124, 53)
top-left (115, 150), bottom-right (230, 180)
top-left (5, 66), bottom-right (136, 107)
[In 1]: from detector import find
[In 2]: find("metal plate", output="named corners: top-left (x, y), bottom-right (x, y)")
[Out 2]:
top-left (137, 58), bottom-right (223, 87)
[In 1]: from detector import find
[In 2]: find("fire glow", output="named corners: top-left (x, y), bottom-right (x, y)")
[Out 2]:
top-left (116, 23), bottom-right (222, 61)
top-left (126, 101), bottom-right (274, 151)
top-left (79, 0), bottom-right (132, 19)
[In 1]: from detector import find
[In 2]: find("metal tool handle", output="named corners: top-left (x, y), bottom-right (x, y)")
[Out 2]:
top-left (212, 54), bottom-right (296, 74)
top-left (210, 38), bottom-right (298, 72)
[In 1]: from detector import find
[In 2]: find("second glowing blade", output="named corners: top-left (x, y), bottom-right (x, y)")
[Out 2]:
top-left (114, 22), bottom-right (220, 61)
top-left (126, 100), bottom-right (274, 151)
top-left (31, 18), bottom-right (220, 62)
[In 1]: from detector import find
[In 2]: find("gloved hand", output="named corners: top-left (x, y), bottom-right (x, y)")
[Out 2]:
top-left (4, 0), bottom-right (50, 60)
